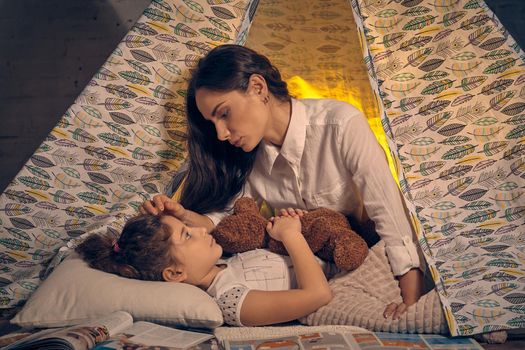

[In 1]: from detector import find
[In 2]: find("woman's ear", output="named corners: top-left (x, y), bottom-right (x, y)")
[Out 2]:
top-left (247, 74), bottom-right (268, 98)
top-left (162, 265), bottom-right (187, 283)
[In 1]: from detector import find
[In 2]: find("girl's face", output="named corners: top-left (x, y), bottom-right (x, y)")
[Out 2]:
top-left (195, 84), bottom-right (269, 152)
top-left (161, 215), bottom-right (222, 285)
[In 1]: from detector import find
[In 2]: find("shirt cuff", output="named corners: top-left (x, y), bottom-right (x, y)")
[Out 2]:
top-left (385, 236), bottom-right (421, 276)
top-left (205, 211), bottom-right (230, 227)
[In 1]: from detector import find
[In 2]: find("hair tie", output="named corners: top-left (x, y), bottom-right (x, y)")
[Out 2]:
top-left (112, 240), bottom-right (121, 253)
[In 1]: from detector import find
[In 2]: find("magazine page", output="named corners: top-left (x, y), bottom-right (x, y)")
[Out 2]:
top-left (224, 331), bottom-right (355, 350)
top-left (4, 324), bottom-right (109, 350)
top-left (4, 311), bottom-right (132, 350)
top-left (92, 337), bottom-right (221, 350)
top-left (223, 331), bottom-right (485, 350)
top-left (3, 328), bottom-right (61, 350)
top-left (84, 310), bottom-right (134, 337)
top-left (92, 321), bottom-right (215, 350)
top-left (346, 332), bottom-right (485, 350)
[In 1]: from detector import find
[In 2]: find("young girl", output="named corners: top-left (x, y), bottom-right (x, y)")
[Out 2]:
top-left (140, 44), bottom-right (426, 319)
top-left (76, 208), bottom-right (333, 327)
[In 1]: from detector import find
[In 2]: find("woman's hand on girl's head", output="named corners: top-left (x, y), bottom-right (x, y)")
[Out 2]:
top-left (140, 194), bottom-right (186, 220)
top-left (266, 215), bottom-right (301, 242)
top-left (140, 194), bottom-right (170, 215)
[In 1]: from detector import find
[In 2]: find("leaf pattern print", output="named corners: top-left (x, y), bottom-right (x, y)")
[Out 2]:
top-left (353, 0), bottom-right (525, 337)
top-left (0, 0), bottom-right (252, 312)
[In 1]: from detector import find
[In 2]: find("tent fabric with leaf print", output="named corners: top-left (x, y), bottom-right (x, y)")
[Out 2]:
top-left (1, 0), bottom-right (524, 337)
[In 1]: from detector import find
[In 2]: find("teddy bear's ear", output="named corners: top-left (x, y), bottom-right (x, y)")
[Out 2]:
top-left (233, 197), bottom-right (259, 214)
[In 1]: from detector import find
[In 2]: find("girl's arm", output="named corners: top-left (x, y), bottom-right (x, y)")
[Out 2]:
top-left (239, 215), bottom-right (333, 326)
top-left (139, 194), bottom-right (214, 232)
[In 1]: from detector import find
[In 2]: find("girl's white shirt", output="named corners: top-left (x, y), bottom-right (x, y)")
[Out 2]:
top-left (206, 98), bottom-right (421, 276)
top-left (207, 249), bottom-right (338, 326)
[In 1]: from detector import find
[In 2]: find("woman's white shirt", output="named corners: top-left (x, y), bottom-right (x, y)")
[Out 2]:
top-left (206, 98), bottom-right (421, 276)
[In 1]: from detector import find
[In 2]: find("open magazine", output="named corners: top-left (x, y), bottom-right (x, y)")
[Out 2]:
top-left (222, 331), bottom-right (484, 350)
top-left (5, 311), bottom-right (214, 350)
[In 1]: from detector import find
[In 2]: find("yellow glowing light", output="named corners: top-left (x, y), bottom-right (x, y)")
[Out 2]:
top-left (286, 75), bottom-right (399, 183)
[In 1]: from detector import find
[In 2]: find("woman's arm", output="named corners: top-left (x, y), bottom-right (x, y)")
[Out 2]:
top-left (139, 194), bottom-right (215, 232)
top-left (239, 215), bottom-right (332, 326)
top-left (384, 268), bottom-right (424, 319)
top-left (338, 109), bottom-right (425, 314)
top-left (339, 110), bottom-right (420, 275)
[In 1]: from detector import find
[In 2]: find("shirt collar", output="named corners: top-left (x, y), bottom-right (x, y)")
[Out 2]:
top-left (257, 98), bottom-right (307, 174)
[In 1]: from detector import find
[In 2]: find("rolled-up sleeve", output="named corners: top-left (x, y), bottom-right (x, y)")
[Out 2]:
top-left (339, 110), bottom-right (420, 276)
top-left (205, 210), bottom-right (230, 227)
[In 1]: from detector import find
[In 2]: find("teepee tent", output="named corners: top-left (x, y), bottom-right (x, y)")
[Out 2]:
top-left (0, 0), bottom-right (524, 337)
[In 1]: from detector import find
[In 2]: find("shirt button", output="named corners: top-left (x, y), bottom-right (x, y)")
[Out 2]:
top-left (403, 236), bottom-right (412, 245)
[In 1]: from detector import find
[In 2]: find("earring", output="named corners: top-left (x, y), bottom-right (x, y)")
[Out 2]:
top-left (263, 95), bottom-right (269, 105)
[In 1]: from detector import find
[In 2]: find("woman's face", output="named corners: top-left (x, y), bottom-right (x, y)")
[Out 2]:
top-left (195, 85), bottom-right (268, 152)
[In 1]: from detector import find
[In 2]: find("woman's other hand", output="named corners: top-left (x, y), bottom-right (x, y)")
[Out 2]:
top-left (139, 194), bottom-right (186, 220)
top-left (383, 268), bottom-right (424, 320)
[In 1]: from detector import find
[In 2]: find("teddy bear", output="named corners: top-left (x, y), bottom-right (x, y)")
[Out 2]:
top-left (211, 197), bottom-right (369, 271)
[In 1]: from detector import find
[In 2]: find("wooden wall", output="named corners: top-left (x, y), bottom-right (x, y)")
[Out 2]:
top-left (0, 0), bottom-right (150, 193)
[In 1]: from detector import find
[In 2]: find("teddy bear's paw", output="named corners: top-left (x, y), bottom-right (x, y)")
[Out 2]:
top-left (303, 208), bottom-right (349, 229)
top-left (333, 233), bottom-right (369, 271)
top-left (303, 218), bottom-right (332, 253)
top-left (233, 197), bottom-right (259, 213)
top-left (267, 239), bottom-right (287, 255)
top-left (212, 217), bottom-right (267, 253)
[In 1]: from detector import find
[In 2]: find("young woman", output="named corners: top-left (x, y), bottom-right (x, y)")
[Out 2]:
top-left (140, 44), bottom-right (426, 320)
top-left (77, 207), bottom-right (333, 326)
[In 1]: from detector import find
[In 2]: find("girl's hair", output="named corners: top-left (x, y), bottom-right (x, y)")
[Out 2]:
top-left (180, 44), bottom-right (291, 214)
top-left (76, 215), bottom-right (175, 281)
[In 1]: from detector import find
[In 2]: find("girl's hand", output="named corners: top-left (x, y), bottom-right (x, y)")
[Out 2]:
top-left (278, 208), bottom-right (308, 217)
top-left (139, 194), bottom-right (186, 220)
top-left (383, 268), bottom-right (424, 320)
top-left (266, 215), bottom-right (301, 242)
top-left (240, 210), bottom-right (331, 326)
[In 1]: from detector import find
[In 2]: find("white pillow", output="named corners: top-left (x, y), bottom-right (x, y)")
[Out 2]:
top-left (11, 253), bottom-right (223, 329)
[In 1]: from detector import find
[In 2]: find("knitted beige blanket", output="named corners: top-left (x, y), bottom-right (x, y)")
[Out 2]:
top-left (302, 241), bottom-right (448, 334)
